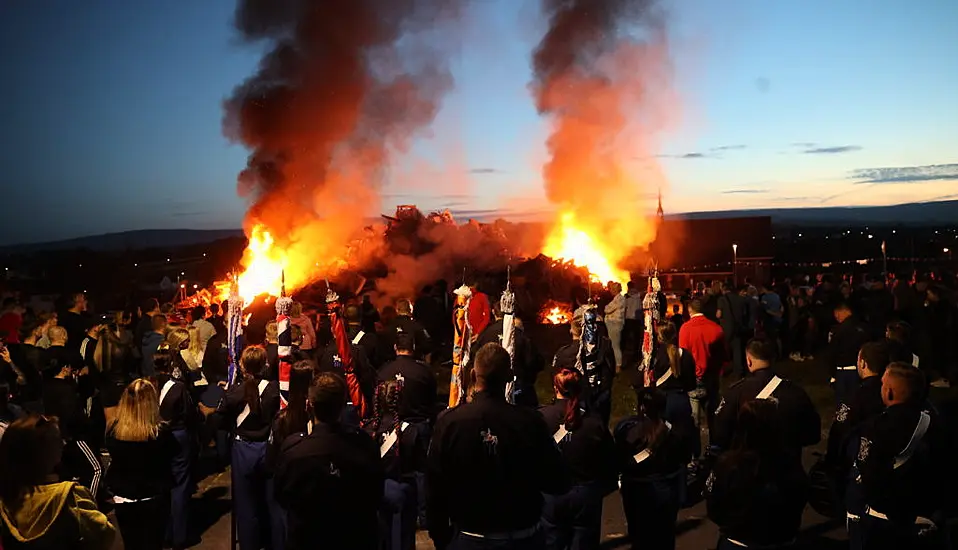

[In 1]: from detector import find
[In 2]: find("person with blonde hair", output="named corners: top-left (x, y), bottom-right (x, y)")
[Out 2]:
top-left (105, 378), bottom-right (176, 550)
top-left (0, 414), bottom-right (116, 549)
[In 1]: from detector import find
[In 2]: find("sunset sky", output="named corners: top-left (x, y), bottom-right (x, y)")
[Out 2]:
top-left (1, 0), bottom-right (956, 245)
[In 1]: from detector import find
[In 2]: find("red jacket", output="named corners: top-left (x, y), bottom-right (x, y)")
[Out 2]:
top-left (678, 314), bottom-right (726, 379)
top-left (467, 292), bottom-right (490, 339)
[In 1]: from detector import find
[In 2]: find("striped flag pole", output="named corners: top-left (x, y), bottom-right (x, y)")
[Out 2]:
top-left (275, 269), bottom-right (293, 409)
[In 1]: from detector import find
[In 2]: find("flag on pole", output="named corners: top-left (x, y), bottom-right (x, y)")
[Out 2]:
top-left (500, 269), bottom-right (517, 402)
top-left (226, 278), bottom-right (244, 388)
top-left (449, 284), bottom-right (473, 408)
top-left (275, 270), bottom-right (293, 409)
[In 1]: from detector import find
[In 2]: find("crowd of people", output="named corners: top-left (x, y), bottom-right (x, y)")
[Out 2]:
top-left (0, 270), bottom-right (954, 550)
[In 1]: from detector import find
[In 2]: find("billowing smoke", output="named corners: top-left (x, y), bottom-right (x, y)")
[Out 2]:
top-left (223, 0), bottom-right (466, 293)
top-left (531, 0), bottom-right (674, 268)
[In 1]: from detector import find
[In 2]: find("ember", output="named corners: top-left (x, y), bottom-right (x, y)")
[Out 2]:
top-left (539, 300), bottom-right (573, 325)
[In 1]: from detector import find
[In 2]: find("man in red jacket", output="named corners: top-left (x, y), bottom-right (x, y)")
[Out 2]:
top-left (466, 283), bottom-right (490, 342)
top-left (679, 298), bottom-right (726, 438)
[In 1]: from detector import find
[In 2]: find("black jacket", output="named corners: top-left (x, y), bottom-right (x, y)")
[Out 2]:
top-left (426, 391), bottom-right (570, 545)
top-left (711, 368), bottom-right (821, 459)
top-left (105, 426), bottom-right (176, 500)
top-left (275, 422), bottom-right (384, 550)
top-left (377, 355), bottom-right (438, 422)
top-left (539, 399), bottom-right (616, 489)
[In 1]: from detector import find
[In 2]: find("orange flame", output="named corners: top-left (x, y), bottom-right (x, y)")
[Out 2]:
top-left (234, 225), bottom-right (287, 303)
top-left (538, 300), bottom-right (573, 325)
top-left (543, 210), bottom-right (630, 286)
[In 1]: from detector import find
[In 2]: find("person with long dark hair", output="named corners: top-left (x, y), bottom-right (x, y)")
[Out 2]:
top-left (0, 415), bottom-right (115, 549)
top-left (105, 378), bottom-right (177, 550)
top-left (214, 346), bottom-right (281, 550)
top-left (266, 359), bottom-right (315, 550)
top-left (538, 368), bottom-right (617, 549)
top-left (367, 378), bottom-right (425, 550)
top-left (706, 399), bottom-right (809, 549)
top-left (614, 387), bottom-right (691, 550)
top-left (152, 346), bottom-right (199, 550)
top-left (651, 322), bottom-right (699, 458)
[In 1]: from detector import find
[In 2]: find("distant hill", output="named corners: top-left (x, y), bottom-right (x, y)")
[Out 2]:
top-left (2, 200), bottom-right (954, 253)
top-left (673, 200), bottom-right (958, 226)
top-left (0, 229), bottom-right (244, 254)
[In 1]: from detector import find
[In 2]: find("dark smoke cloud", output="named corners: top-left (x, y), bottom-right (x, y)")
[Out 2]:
top-left (222, 0), bottom-right (466, 292)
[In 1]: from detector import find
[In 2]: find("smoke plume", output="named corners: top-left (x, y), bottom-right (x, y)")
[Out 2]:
top-left (223, 0), bottom-right (465, 293)
top-left (531, 0), bottom-right (673, 267)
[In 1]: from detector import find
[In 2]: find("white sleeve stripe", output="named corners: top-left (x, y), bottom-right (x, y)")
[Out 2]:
top-left (76, 440), bottom-right (102, 498)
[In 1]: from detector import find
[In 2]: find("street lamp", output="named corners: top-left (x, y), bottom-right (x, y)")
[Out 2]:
top-left (732, 243), bottom-right (738, 286)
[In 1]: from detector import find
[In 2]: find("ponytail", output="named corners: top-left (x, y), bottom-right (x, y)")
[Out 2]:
top-left (239, 346), bottom-right (268, 416)
top-left (657, 322), bottom-right (680, 377)
top-left (636, 387), bottom-right (668, 453)
top-left (554, 368), bottom-right (584, 431)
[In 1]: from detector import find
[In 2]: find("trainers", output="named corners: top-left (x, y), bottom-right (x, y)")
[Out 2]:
top-left (789, 352), bottom-right (802, 361)
top-left (930, 379), bottom-right (951, 389)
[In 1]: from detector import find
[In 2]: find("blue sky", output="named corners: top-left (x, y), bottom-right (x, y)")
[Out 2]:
top-left (0, 0), bottom-right (956, 245)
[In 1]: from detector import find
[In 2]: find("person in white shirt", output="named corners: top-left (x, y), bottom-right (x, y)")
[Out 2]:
top-left (190, 306), bottom-right (216, 352)
top-left (604, 282), bottom-right (626, 371)
top-left (623, 281), bottom-right (644, 368)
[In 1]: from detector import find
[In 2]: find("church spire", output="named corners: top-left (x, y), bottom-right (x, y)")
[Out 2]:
top-left (656, 188), bottom-right (664, 220)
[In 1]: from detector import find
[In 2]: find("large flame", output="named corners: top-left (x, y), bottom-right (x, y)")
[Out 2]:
top-left (543, 210), bottom-right (630, 286)
top-left (234, 225), bottom-right (287, 304)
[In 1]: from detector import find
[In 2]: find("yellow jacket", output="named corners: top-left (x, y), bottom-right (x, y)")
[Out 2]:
top-left (0, 482), bottom-right (115, 550)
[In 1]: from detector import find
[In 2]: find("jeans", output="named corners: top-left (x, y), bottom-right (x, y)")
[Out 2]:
top-left (449, 529), bottom-right (545, 550)
top-left (231, 439), bottom-right (269, 550)
top-left (168, 429), bottom-right (194, 548)
top-left (540, 482), bottom-right (605, 550)
top-left (690, 373), bottom-right (720, 438)
top-left (606, 320), bottom-right (624, 368)
top-left (382, 479), bottom-right (417, 550)
top-left (114, 496), bottom-right (170, 550)
top-left (620, 472), bottom-right (682, 550)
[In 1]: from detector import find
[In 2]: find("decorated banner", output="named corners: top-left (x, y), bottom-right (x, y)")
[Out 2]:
top-left (226, 278), bottom-right (244, 388)
top-left (449, 284), bottom-right (473, 408)
top-left (640, 272), bottom-right (663, 386)
top-left (327, 285), bottom-right (368, 418)
top-left (500, 270), bottom-right (516, 402)
top-left (275, 273), bottom-right (293, 409)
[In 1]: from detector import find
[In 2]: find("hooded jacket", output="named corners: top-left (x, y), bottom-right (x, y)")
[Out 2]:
top-left (0, 481), bottom-right (115, 550)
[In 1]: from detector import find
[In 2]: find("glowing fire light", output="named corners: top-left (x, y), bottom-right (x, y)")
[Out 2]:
top-left (234, 225), bottom-right (287, 303)
top-left (543, 211), bottom-right (629, 286)
top-left (539, 300), bottom-right (573, 325)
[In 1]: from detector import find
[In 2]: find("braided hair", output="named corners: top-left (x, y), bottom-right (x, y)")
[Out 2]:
top-left (367, 377), bottom-right (405, 455)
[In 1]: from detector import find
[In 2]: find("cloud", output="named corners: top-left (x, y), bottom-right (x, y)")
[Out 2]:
top-left (722, 189), bottom-right (769, 195)
top-left (710, 144), bottom-right (747, 152)
top-left (849, 163), bottom-right (958, 184)
top-left (772, 196), bottom-right (813, 202)
top-left (467, 167), bottom-right (504, 175)
top-left (804, 145), bottom-right (862, 154)
top-left (791, 142), bottom-right (817, 148)
top-left (928, 194), bottom-right (958, 201)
